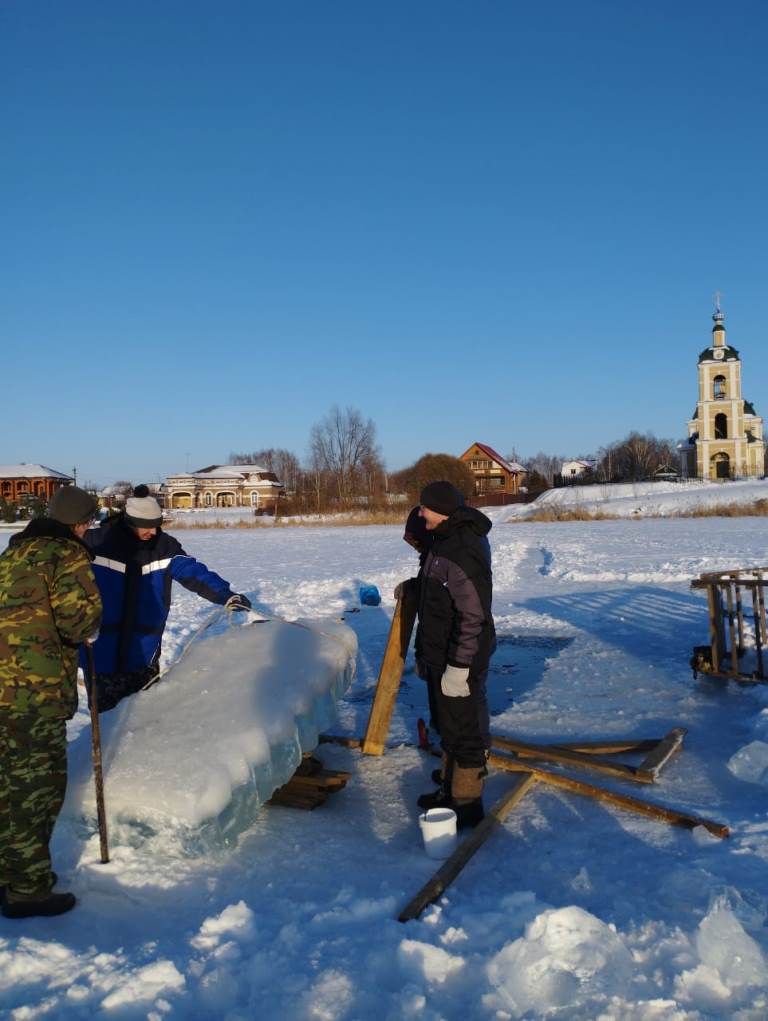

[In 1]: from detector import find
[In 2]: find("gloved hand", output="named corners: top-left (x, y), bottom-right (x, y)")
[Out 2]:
top-left (86, 630), bottom-right (100, 645)
top-left (440, 664), bottom-right (470, 697)
top-left (225, 593), bottom-right (252, 611)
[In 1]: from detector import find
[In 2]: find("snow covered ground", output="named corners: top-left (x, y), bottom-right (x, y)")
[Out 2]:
top-left (502, 477), bottom-right (768, 520)
top-left (2, 516), bottom-right (768, 1019)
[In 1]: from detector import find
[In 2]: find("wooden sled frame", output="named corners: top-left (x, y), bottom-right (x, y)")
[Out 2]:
top-left (321, 591), bottom-right (729, 921)
top-left (691, 566), bottom-right (768, 683)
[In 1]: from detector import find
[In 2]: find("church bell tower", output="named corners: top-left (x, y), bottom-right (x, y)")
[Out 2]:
top-left (683, 302), bottom-right (765, 479)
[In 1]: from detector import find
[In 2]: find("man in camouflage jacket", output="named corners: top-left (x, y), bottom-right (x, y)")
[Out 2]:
top-left (0, 486), bottom-right (102, 918)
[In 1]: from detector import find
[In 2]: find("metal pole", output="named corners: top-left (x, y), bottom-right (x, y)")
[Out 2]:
top-left (85, 643), bottom-right (110, 863)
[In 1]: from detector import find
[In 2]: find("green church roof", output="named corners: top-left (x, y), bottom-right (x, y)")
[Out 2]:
top-left (699, 345), bottom-right (740, 363)
top-left (744, 400), bottom-right (757, 415)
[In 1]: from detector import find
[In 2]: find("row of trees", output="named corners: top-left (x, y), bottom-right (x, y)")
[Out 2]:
top-left (230, 406), bottom-right (389, 513)
top-left (230, 413), bottom-right (686, 515)
top-left (231, 407), bottom-right (485, 513)
top-left (521, 432), bottom-right (680, 488)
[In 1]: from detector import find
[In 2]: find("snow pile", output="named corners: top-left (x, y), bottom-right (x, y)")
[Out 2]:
top-left (485, 905), bottom-right (634, 1016)
top-left (500, 477), bottom-right (768, 520)
top-left (63, 615), bottom-right (357, 844)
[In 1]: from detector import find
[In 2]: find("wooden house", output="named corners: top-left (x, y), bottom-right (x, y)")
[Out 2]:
top-left (459, 443), bottom-right (527, 501)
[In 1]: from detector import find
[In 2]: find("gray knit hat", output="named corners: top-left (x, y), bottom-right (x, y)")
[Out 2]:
top-left (124, 494), bottom-right (163, 528)
top-left (48, 486), bottom-right (98, 525)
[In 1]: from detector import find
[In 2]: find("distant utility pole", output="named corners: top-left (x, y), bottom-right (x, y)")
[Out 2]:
top-left (72, 466), bottom-right (77, 486)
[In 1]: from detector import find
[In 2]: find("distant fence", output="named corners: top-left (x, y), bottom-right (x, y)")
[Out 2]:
top-left (467, 493), bottom-right (535, 508)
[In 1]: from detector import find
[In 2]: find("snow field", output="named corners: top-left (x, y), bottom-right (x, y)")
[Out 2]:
top-left (2, 517), bottom-right (768, 1018)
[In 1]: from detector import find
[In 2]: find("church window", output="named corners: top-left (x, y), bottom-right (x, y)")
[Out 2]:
top-left (714, 413), bottom-right (728, 439)
top-left (713, 375), bottom-right (726, 399)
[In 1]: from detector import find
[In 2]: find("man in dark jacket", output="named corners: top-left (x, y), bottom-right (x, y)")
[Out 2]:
top-left (85, 486), bottom-right (251, 711)
top-left (413, 481), bottom-right (495, 828)
top-left (0, 486), bottom-right (102, 918)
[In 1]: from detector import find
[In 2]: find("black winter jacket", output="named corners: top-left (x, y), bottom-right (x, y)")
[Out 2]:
top-left (415, 506), bottom-right (495, 674)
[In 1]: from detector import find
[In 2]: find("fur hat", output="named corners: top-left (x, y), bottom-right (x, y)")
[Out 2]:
top-left (48, 486), bottom-right (98, 525)
top-left (125, 485), bottom-right (162, 528)
top-left (419, 481), bottom-right (465, 517)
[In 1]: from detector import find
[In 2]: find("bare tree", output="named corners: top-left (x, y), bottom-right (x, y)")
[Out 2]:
top-left (523, 452), bottom-right (563, 487)
top-left (596, 432), bottom-right (678, 482)
top-left (228, 448), bottom-right (301, 492)
top-left (309, 406), bottom-right (383, 505)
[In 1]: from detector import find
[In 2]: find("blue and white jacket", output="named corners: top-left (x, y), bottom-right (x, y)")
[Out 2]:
top-left (84, 517), bottom-right (235, 675)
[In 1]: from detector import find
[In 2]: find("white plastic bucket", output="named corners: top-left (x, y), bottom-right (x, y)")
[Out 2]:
top-left (419, 807), bottom-right (457, 859)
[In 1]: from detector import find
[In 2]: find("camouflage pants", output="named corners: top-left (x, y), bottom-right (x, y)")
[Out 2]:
top-left (0, 711), bottom-right (67, 897)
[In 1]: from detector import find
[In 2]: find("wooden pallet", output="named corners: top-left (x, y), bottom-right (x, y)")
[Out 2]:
top-left (268, 756), bottom-right (352, 810)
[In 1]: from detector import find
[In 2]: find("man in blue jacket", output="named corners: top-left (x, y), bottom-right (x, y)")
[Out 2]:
top-left (85, 486), bottom-right (250, 711)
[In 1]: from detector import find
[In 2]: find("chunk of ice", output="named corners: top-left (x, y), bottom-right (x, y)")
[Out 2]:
top-left (726, 740), bottom-right (768, 785)
top-left (63, 617), bottom-right (357, 850)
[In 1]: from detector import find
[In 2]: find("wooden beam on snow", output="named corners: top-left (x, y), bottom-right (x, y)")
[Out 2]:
top-left (551, 738), bottom-right (660, 756)
top-left (636, 727), bottom-right (687, 780)
top-left (488, 752), bottom-right (729, 839)
top-left (491, 734), bottom-right (652, 784)
top-left (398, 772), bottom-right (537, 923)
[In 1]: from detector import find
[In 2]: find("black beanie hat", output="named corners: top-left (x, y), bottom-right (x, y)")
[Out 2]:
top-left (48, 486), bottom-right (98, 525)
top-left (419, 481), bottom-right (464, 517)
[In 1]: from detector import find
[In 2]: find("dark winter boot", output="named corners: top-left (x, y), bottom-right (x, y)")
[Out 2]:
top-left (2, 890), bottom-right (76, 919)
top-left (418, 755), bottom-right (454, 810)
top-left (431, 752), bottom-right (450, 786)
top-left (451, 763), bottom-right (486, 830)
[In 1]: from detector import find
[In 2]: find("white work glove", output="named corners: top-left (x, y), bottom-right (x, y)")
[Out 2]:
top-left (441, 665), bottom-right (470, 697)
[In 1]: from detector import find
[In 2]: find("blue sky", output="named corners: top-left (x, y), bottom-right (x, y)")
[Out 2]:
top-left (3, 1), bottom-right (768, 486)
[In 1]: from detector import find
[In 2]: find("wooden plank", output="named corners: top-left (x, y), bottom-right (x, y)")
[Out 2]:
top-left (707, 584), bottom-right (723, 674)
top-left (735, 580), bottom-right (746, 654)
top-left (488, 753), bottom-right (729, 839)
top-left (284, 772), bottom-right (350, 791)
top-left (725, 583), bottom-right (739, 675)
top-left (491, 735), bottom-right (650, 784)
top-left (319, 734), bottom-right (363, 749)
top-left (758, 570), bottom-right (767, 645)
top-left (268, 790), bottom-right (325, 809)
top-left (752, 587), bottom-right (765, 679)
top-left (362, 585), bottom-right (418, 755)
top-left (398, 772), bottom-right (537, 922)
top-left (553, 738), bottom-right (660, 755)
top-left (636, 728), bottom-right (687, 780)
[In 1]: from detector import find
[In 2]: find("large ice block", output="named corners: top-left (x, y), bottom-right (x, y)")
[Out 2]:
top-left (63, 616), bottom-right (357, 849)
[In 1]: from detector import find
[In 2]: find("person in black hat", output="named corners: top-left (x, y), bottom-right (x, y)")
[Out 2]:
top-left (408, 481), bottom-right (495, 828)
top-left (84, 485), bottom-right (251, 712)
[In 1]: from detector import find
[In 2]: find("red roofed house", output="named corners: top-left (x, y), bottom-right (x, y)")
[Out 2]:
top-left (459, 443), bottom-right (527, 502)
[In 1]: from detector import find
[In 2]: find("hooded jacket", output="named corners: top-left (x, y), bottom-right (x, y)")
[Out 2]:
top-left (85, 516), bottom-right (235, 674)
top-left (0, 518), bottom-right (102, 718)
top-left (415, 506), bottom-right (495, 674)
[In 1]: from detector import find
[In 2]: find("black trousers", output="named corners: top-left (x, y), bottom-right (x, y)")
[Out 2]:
top-left (89, 666), bottom-right (159, 713)
top-left (424, 664), bottom-right (490, 769)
